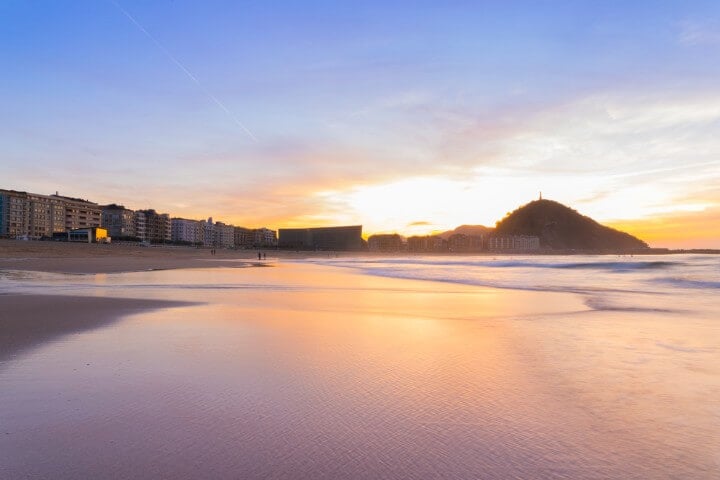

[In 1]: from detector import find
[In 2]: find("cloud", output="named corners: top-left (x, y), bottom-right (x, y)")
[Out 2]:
top-left (678, 19), bottom-right (720, 46)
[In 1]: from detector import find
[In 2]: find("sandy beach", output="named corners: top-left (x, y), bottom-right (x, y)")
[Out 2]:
top-left (0, 239), bottom-right (277, 274)
top-left (1, 244), bottom-right (719, 479)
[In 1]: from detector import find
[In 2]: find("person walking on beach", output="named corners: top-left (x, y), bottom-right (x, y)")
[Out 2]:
top-left (258, 251), bottom-right (262, 260)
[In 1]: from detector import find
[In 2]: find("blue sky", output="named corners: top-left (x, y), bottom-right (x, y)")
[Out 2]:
top-left (2, 1), bottom-right (720, 246)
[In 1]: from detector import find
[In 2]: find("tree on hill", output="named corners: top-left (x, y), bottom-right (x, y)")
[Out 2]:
top-left (494, 199), bottom-right (648, 251)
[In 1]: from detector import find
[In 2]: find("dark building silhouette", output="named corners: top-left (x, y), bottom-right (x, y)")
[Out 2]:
top-left (368, 234), bottom-right (404, 252)
top-left (448, 233), bottom-right (484, 252)
top-left (407, 235), bottom-right (447, 252)
top-left (279, 225), bottom-right (363, 251)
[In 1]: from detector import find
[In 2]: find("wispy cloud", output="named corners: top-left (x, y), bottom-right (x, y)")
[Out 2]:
top-left (678, 19), bottom-right (720, 46)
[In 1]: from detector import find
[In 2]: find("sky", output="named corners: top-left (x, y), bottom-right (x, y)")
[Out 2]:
top-left (2, 0), bottom-right (720, 248)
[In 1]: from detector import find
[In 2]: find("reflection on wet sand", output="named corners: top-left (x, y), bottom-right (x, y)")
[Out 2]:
top-left (1, 263), bottom-right (718, 479)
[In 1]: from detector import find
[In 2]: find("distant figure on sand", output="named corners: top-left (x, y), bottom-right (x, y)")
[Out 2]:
top-left (258, 252), bottom-right (262, 260)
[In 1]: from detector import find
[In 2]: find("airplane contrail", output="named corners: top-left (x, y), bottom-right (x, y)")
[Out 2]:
top-left (109, 0), bottom-right (258, 142)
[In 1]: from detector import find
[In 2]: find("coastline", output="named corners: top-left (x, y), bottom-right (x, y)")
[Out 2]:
top-left (0, 294), bottom-right (192, 363)
top-left (3, 239), bottom-right (715, 277)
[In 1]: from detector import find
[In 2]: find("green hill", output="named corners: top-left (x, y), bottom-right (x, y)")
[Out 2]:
top-left (494, 199), bottom-right (648, 251)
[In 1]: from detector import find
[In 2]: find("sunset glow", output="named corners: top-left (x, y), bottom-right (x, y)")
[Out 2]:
top-left (2, 2), bottom-right (720, 247)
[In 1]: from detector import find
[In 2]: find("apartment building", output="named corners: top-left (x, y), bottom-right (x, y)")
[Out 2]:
top-left (0, 190), bottom-right (27, 237)
top-left (253, 227), bottom-right (277, 247)
top-left (407, 235), bottom-right (447, 252)
top-left (214, 222), bottom-right (235, 248)
top-left (487, 235), bottom-right (540, 251)
top-left (234, 227), bottom-right (254, 248)
top-left (101, 204), bottom-right (136, 239)
top-left (448, 233), bottom-right (484, 252)
top-left (171, 218), bottom-right (205, 245)
top-left (135, 209), bottom-right (170, 243)
top-left (60, 194), bottom-right (102, 231)
top-left (0, 189), bottom-right (100, 239)
top-left (368, 234), bottom-right (404, 252)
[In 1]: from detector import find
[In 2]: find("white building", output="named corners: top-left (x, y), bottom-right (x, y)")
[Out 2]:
top-left (171, 218), bottom-right (205, 245)
top-left (488, 235), bottom-right (540, 251)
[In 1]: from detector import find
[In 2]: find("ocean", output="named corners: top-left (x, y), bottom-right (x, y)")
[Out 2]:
top-left (1, 254), bottom-right (719, 479)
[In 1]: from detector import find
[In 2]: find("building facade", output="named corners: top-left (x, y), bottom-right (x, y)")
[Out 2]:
top-left (171, 218), bottom-right (205, 245)
top-left (60, 195), bottom-right (102, 231)
top-left (234, 227), bottom-right (254, 248)
top-left (102, 204), bottom-right (136, 239)
top-left (407, 235), bottom-right (447, 252)
top-left (448, 233), bottom-right (484, 252)
top-left (253, 227), bottom-right (277, 247)
top-left (368, 234), bottom-right (404, 252)
top-left (0, 189), bottom-right (100, 239)
top-left (135, 209), bottom-right (170, 243)
top-left (487, 235), bottom-right (540, 251)
top-left (0, 190), bottom-right (28, 237)
top-left (278, 225), bottom-right (363, 251)
top-left (214, 222), bottom-right (235, 248)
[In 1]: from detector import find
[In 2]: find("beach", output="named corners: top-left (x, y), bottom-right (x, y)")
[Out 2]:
top-left (0, 239), bottom-right (277, 274)
top-left (1, 242), bottom-right (719, 479)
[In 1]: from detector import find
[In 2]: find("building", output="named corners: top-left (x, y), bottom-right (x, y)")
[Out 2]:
top-left (0, 190), bottom-right (28, 237)
top-left (253, 227), bottom-right (277, 247)
top-left (26, 193), bottom-right (66, 238)
top-left (214, 222), bottom-right (235, 248)
top-left (512, 235), bottom-right (540, 251)
top-left (202, 218), bottom-right (215, 246)
top-left (59, 194), bottom-right (102, 231)
top-left (135, 209), bottom-right (170, 243)
top-left (102, 204), bottom-right (136, 239)
top-left (171, 218), bottom-right (205, 245)
top-left (487, 235), bottom-right (540, 251)
top-left (278, 225), bottom-right (363, 251)
top-left (407, 235), bottom-right (447, 252)
top-left (368, 234), bottom-right (404, 252)
top-left (134, 211), bottom-right (147, 242)
top-left (448, 233), bottom-right (484, 252)
top-left (234, 227), bottom-right (254, 248)
top-left (0, 189), bottom-right (100, 239)
top-left (67, 227), bottom-right (108, 243)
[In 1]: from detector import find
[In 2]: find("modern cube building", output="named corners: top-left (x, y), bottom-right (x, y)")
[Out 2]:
top-left (278, 225), bottom-right (362, 251)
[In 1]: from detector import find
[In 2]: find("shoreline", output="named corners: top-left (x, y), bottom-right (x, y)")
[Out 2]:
top-left (0, 294), bottom-right (192, 364)
top-left (1, 239), bottom-right (712, 275)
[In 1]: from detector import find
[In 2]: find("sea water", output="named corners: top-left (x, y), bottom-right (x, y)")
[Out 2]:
top-left (1, 255), bottom-right (719, 479)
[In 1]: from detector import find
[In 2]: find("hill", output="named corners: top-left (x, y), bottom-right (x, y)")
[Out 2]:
top-left (439, 224), bottom-right (494, 239)
top-left (494, 199), bottom-right (648, 251)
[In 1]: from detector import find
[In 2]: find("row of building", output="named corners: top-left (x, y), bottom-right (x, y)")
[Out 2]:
top-left (368, 233), bottom-right (540, 252)
top-left (0, 189), bottom-right (277, 248)
top-left (1, 187), bottom-right (538, 252)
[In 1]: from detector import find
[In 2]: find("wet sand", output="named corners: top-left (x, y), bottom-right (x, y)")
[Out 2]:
top-left (1, 251), bottom-right (718, 478)
top-left (0, 294), bottom-right (192, 362)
